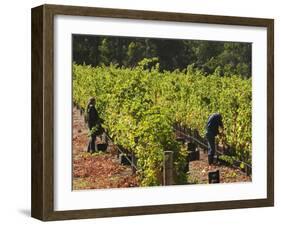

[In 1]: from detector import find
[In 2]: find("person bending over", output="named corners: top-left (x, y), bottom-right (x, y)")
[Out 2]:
top-left (205, 113), bottom-right (224, 165)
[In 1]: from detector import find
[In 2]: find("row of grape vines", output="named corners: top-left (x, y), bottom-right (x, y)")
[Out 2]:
top-left (73, 59), bottom-right (252, 186)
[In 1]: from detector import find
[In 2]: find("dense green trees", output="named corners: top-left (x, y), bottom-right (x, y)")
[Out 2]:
top-left (73, 35), bottom-right (252, 77)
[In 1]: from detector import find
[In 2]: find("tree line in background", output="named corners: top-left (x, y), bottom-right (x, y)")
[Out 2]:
top-left (73, 35), bottom-right (252, 77)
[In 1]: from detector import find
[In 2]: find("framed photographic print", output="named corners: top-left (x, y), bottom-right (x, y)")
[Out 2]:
top-left (31, 4), bottom-right (274, 221)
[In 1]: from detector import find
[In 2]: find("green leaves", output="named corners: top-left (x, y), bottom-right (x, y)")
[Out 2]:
top-left (73, 61), bottom-right (252, 185)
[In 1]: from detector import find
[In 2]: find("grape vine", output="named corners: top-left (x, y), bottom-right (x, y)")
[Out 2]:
top-left (73, 59), bottom-right (252, 185)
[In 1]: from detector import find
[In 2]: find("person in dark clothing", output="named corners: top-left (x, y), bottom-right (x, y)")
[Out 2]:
top-left (86, 97), bottom-right (101, 153)
top-left (205, 113), bottom-right (224, 165)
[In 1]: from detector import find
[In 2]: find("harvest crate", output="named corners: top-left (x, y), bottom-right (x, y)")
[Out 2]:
top-left (119, 153), bottom-right (132, 166)
top-left (208, 170), bottom-right (220, 183)
top-left (96, 143), bottom-right (107, 151)
top-left (188, 149), bottom-right (200, 161)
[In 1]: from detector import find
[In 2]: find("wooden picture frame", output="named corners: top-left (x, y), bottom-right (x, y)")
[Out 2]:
top-left (31, 4), bottom-right (274, 221)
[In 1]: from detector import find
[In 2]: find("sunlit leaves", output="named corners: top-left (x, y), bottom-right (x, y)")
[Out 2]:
top-left (73, 60), bottom-right (252, 185)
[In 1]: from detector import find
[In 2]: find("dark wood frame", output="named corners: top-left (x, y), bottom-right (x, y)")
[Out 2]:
top-left (31, 4), bottom-right (274, 221)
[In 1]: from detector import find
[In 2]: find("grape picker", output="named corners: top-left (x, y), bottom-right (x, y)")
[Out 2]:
top-left (205, 113), bottom-right (224, 165)
top-left (86, 97), bottom-right (101, 153)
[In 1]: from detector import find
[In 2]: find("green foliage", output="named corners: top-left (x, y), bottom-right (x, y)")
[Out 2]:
top-left (88, 125), bottom-right (102, 137)
top-left (173, 146), bottom-right (188, 184)
top-left (73, 60), bottom-right (252, 185)
top-left (73, 35), bottom-right (252, 77)
top-left (219, 155), bottom-right (234, 165)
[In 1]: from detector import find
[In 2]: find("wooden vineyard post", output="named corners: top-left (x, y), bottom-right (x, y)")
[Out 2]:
top-left (101, 132), bottom-right (106, 144)
top-left (131, 154), bottom-right (137, 174)
top-left (185, 158), bottom-right (190, 173)
top-left (163, 151), bottom-right (174, 185)
top-left (187, 127), bottom-right (191, 136)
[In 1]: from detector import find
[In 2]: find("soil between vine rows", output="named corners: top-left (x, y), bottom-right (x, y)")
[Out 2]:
top-left (72, 106), bottom-right (251, 190)
top-left (72, 106), bottom-right (139, 190)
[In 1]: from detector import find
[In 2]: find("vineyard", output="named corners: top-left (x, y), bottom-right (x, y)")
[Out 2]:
top-left (73, 59), bottom-right (252, 187)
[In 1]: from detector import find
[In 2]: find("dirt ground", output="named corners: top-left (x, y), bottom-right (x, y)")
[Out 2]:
top-left (188, 150), bottom-right (251, 184)
top-left (72, 106), bottom-right (251, 190)
top-left (72, 106), bottom-right (139, 190)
